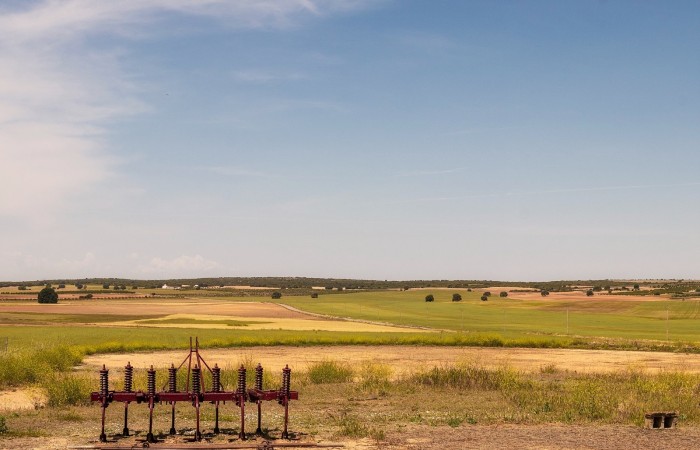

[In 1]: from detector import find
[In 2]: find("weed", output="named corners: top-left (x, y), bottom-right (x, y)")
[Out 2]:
top-left (307, 360), bottom-right (354, 384)
top-left (43, 373), bottom-right (93, 407)
top-left (357, 362), bottom-right (392, 396)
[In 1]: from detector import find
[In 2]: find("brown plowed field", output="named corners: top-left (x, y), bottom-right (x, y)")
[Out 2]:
top-left (0, 300), bottom-right (314, 319)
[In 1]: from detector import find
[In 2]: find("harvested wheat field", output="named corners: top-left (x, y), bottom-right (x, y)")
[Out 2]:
top-left (83, 345), bottom-right (700, 375)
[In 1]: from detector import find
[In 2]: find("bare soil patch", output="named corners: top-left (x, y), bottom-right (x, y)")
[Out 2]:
top-left (83, 345), bottom-right (700, 375)
top-left (0, 387), bottom-right (45, 412)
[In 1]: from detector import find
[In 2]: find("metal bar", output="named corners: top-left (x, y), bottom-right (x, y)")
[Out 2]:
top-left (122, 403), bottom-right (129, 436)
top-left (70, 443), bottom-right (344, 449)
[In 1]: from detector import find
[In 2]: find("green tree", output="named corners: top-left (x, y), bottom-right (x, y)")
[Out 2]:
top-left (452, 293), bottom-right (462, 302)
top-left (271, 292), bottom-right (282, 299)
top-left (481, 295), bottom-right (488, 301)
top-left (425, 294), bottom-right (434, 302)
top-left (586, 290), bottom-right (594, 297)
top-left (633, 284), bottom-right (640, 291)
top-left (102, 283), bottom-right (110, 289)
top-left (310, 293), bottom-right (319, 298)
top-left (499, 291), bottom-right (508, 298)
top-left (483, 291), bottom-right (492, 297)
top-left (37, 286), bottom-right (58, 304)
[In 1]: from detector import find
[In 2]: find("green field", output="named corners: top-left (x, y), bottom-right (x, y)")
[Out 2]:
top-left (281, 289), bottom-right (700, 344)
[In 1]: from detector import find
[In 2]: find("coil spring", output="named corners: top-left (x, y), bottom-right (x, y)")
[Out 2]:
top-left (147, 366), bottom-right (156, 397)
top-left (99, 365), bottom-right (109, 398)
top-left (237, 365), bottom-right (246, 395)
top-left (282, 365), bottom-right (291, 397)
top-left (212, 364), bottom-right (221, 393)
top-left (192, 365), bottom-right (201, 395)
top-left (255, 363), bottom-right (263, 390)
top-left (124, 362), bottom-right (133, 393)
top-left (168, 363), bottom-right (177, 393)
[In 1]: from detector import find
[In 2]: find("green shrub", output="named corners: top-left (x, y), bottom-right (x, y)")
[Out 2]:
top-left (0, 416), bottom-right (7, 434)
top-left (43, 373), bottom-right (93, 407)
top-left (307, 360), bottom-right (354, 384)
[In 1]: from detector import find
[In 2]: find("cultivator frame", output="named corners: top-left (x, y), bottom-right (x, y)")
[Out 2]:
top-left (91, 338), bottom-right (298, 443)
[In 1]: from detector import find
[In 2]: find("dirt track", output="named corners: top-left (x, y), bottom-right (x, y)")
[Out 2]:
top-left (83, 345), bottom-right (700, 375)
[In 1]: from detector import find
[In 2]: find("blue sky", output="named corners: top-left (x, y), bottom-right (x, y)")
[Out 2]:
top-left (1, 0), bottom-right (699, 281)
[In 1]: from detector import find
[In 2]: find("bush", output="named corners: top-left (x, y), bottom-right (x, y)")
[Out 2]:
top-left (586, 290), bottom-right (594, 297)
top-left (0, 416), bottom-right (6, 434)
top-left (271, 292), bottom-right (282, 299)
top-left (452, 293), bottom-right (462, 302)
top-left (481, 295), bottom-right (488, 301)
top-left (425, 294), bottom-right (434, 302)
top-left (102, 284), bottom-right (109, 289)
top-left (541, 290), bottom-right (550, 297)
top-left (483, 291), bottom-right (491, 297)
top-left (500, 291), bottom-right (508, 298)
top-left (18, 285), bottom-right (27, 291)
top-left (37, 286), bottom-right (58, 304)
top-left (310, 293), bottom-right (319, 298)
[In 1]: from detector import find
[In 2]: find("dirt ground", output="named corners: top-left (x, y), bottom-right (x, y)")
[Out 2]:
top-left (4, 423), bottom-right (700, 449)
top-left (82, 345), bottom-right (700, 376)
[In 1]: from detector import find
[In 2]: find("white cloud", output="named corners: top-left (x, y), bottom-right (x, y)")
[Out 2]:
top-left (2, 251), bottom-right (98, 279)
top-left (0, 0), bottom-right (374, 220)
top-left (139, 255), bottom-right (223, 277)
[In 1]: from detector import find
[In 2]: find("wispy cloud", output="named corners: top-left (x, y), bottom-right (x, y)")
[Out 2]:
top-left (392, 31), bottom-right (454, 52)
top-left (202, 166), bottom-right (270, 177)
top-left (406, 181), bottom-right (700, 203)
top-left (396, 167), bottom-right (466, 177)
top-left (0, 0), bottom-right (372, 220)
top-left (232, 69), bottom-right (309, 84)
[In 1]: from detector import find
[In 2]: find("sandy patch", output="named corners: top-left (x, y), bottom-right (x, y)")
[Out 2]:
top-left (82, 345), bottom-right (700, 376)
top-left (0, 387), bottom-right (45, 411)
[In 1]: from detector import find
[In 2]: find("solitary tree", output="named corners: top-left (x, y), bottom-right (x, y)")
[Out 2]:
top-left (37, 286), bottom-right (58, 304)
top-left (452, 293), bottom-right (462, 302)
top-left (541, 290), bottom-right (550, 297)
top-left (102, 283), bottom-right (110, 289)
top-left (310, 293), bottom-right (319, 299)
top-left (500, 291), bottom-right (508, 298)
top-left (481, 295), bottom-right (488, 301)
top-left (271, 292), bottom-right (282, 299)
top-left (586, 290), bottom-right (594, 297)
top-left (633, 284), bottom-right (640, 291)
top-left (483, 291), bottom-right (492, 297)
top-left (425, 294), bottom-right (435, 302)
